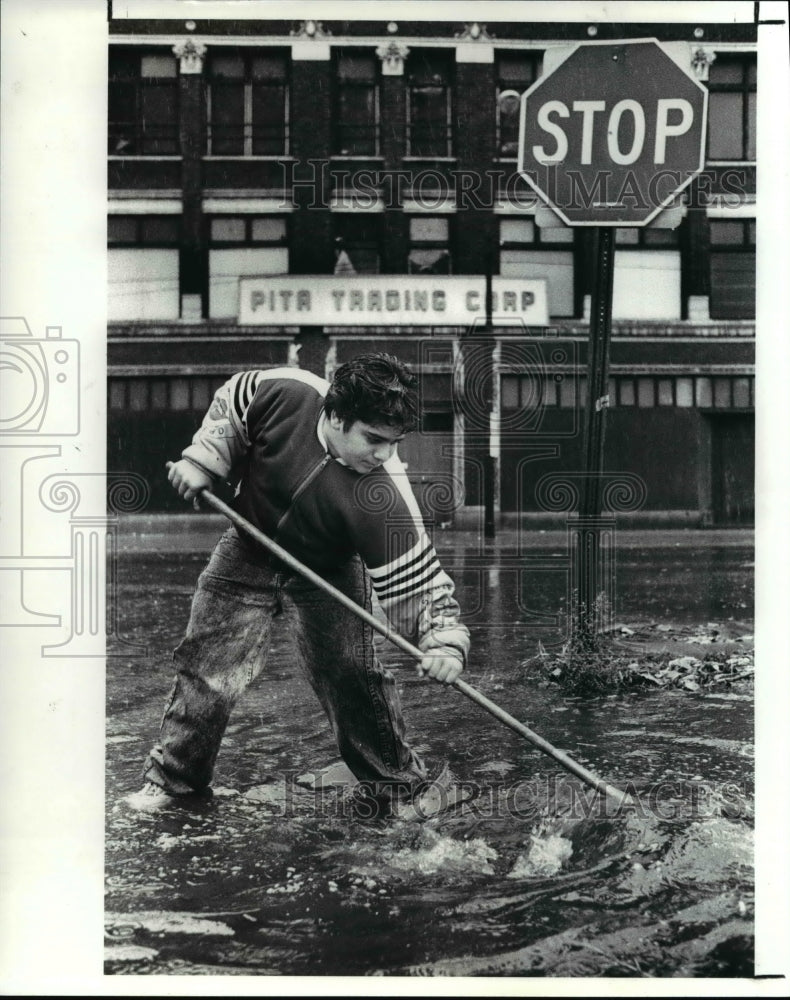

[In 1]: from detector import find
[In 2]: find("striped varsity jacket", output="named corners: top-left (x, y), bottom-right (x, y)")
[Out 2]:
top-left (182, 368), bottom-right (469, 665)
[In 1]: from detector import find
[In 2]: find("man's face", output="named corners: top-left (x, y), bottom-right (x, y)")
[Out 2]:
top-left (326, 414), bottom-right (407, 473)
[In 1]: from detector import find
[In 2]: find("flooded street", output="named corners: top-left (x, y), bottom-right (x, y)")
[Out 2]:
top-left (106, 525), bottom-right (754, 977)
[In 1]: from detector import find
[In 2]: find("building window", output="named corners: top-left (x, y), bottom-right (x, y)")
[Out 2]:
top-left (709, 218), bottom-right (756, 319)
top-left (496, 51), bottom-right (541, 158)
top-left (407, 51), bottom-right (453, 157)
top-left (333, 215), bottom-right (382, 274)
top-left (417, 374), bottom-right (453, 432)
top-left (334, 50), bottom-right (379, 156)
top-left (610, 375), bottom-right (753, 409)
top-left (108, 215), bottom-right (181, 320)
top-left (614, 228), bottom-right (680, 248)
top-left (108, 215), bottom-right (181, 246)
top-left (207, 49), bottom-right (289, 156)
top-left (109, 376), bottom-right (229, 413)
top-left (209, 216), bottom-right (288, 246)
top-left (408, 217), bottom-right (452, 274)
top-left (612, 226), bottom-right (681, 320)
top-left (499, 217), bottom-right (574, 317)
top-left (707, 54), bottom-right (756, 161)
top-left (208, 215), bottom-right (289, 319)
top-left (108, 49), bottom-right (179, 155)
top-left (502, 372), bottom-right (575, 411)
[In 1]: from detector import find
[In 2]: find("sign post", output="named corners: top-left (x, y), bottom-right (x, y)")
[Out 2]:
top-left (577, 226), bottom-right (616, 641)
top-left (483, 255), bottom-right (496, 540)
top-left (518, 39), bottom-right (707, 643)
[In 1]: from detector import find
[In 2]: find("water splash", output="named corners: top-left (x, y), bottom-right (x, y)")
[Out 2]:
top-left (508, 832), bottom-right (573, 879)
top-left (377, 826), bottom-right (499, 876)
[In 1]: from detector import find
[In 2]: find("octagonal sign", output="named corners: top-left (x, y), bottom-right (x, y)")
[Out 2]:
top-left (518, 40), bottom-right (708, 225)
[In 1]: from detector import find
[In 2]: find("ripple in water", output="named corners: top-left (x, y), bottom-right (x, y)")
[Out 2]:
top-left (618, 816), bottom-right (753, 898)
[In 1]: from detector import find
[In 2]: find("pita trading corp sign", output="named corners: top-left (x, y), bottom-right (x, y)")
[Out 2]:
top-left (239, 276), bottom-right (548, 326)
top-left (518, 39), bottom-right (708, 226)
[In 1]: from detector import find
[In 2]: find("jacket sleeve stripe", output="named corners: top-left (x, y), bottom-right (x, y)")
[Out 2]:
top-left (229, 370), bottom-right (264, 430)
top-left (366, 533), bottom-right (432, 583)
top-left (373, 548), bottom-right (437, 593)
top-left (239, 371), bottom-right (254, 414)
top-left (380, 544), bottom-right (435, 590)
top-left (373, 544), bottom-right (437, 595)
top-left (245, 371), bottom-right (262, 411)
top-left (232, 372), bottom-right (246, 422)
top-left (239, 371), bottom-right (251, 411)
top-left (374, 560), bottom-right (444, 605)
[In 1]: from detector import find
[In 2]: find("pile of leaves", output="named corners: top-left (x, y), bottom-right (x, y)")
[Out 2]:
top-left (524, 622), bottom-right (754, 697)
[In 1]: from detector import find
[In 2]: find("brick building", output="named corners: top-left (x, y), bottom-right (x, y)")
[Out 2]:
top-left (107, 15), bottom-right (756, 525)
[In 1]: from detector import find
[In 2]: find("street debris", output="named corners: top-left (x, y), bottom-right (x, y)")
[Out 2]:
top-left (524, 622), bottom-right (754, 695)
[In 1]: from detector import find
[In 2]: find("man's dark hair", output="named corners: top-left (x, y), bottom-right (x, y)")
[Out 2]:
top-left (324, 353), bottom-right (419, 432)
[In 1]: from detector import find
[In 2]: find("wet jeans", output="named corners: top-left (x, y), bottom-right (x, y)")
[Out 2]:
top-left (143, 529), bottom-right (427, 800)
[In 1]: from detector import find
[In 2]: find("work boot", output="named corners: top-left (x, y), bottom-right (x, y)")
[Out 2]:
top-left (391, 763), bottom-right (472, 823)
top-left (124, 781), bottom-right (214, 812)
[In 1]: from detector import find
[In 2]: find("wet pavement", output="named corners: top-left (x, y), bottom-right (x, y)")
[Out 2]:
top-left (106, 518), bottom-right (755, 977)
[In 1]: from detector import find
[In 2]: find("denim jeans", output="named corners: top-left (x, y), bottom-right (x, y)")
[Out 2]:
top-left (143, 528), bottom-right (428, 800)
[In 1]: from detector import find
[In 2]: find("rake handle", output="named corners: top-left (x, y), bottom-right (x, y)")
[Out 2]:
top-left (199, 489), bottom-right (637, 810)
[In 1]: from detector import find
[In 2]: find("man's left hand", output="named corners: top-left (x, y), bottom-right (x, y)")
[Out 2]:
top-left (417, 650), bottom-right (464, 685)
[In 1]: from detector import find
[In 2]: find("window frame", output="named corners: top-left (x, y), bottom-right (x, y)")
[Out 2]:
top-left (495, 50), bottom-right (542, 159)
top-left (611, 228), bottom-right (682, 320)
top-left (406, 50), bottom-right (454, 158)
top-left (706, 53), bottom-right (757, 163)
top-left (499, 217), bottom-right (575, 249)
top-left (108, 49), bottom-right (180, 156)
top-left (332, 48), bottom-right (380, 157)
top-left (206, 48), bottom-right (290, 157)
top-left (108, 214), bottom-right (182, 247)
top-left (418, 373), bottom-right (454, 433)
top-left (614, 227), bottom-right (681, 248)
top-left (407, 215), bottom-right (453, 275)
top-left (332, 214), bottom-right (383, 275)
top-left (207, 214), bottom-right (290, 248)
top-left (498, 216), bottom-right (576, 318)
top-left (708, 217), bottom-right (756, 320)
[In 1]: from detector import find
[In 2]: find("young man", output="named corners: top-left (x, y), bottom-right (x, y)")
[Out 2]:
top-left (137, 354), bottom-right (470, 816)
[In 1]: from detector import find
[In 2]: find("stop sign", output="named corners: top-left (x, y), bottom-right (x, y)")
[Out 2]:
top-left (518, 40), bottom-right (707, 226)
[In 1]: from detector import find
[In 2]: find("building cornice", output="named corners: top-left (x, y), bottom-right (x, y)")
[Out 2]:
top-left (109, 20), bottom-right (757, 44)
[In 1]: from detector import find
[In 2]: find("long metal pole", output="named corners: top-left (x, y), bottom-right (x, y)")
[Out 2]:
top-left (200, 489), bottom-right (637, 810)
top-left (577, 227), bottom-right (617, 641)
top-left (483, 257), bottom-right (496, 539)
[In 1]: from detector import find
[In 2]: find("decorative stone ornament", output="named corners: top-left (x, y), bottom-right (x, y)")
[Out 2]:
top-left (455, 22), bottom-right (492, 41)
top-left (172, 39), bottom-right (207, 74)
top-left (375, 41), bottom-right (410, 76)
top-left (291, 20), bottom-right (332, 38)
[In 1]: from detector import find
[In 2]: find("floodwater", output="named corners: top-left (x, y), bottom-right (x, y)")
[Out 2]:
top-left (106, 530), bottom-right (754, 977)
